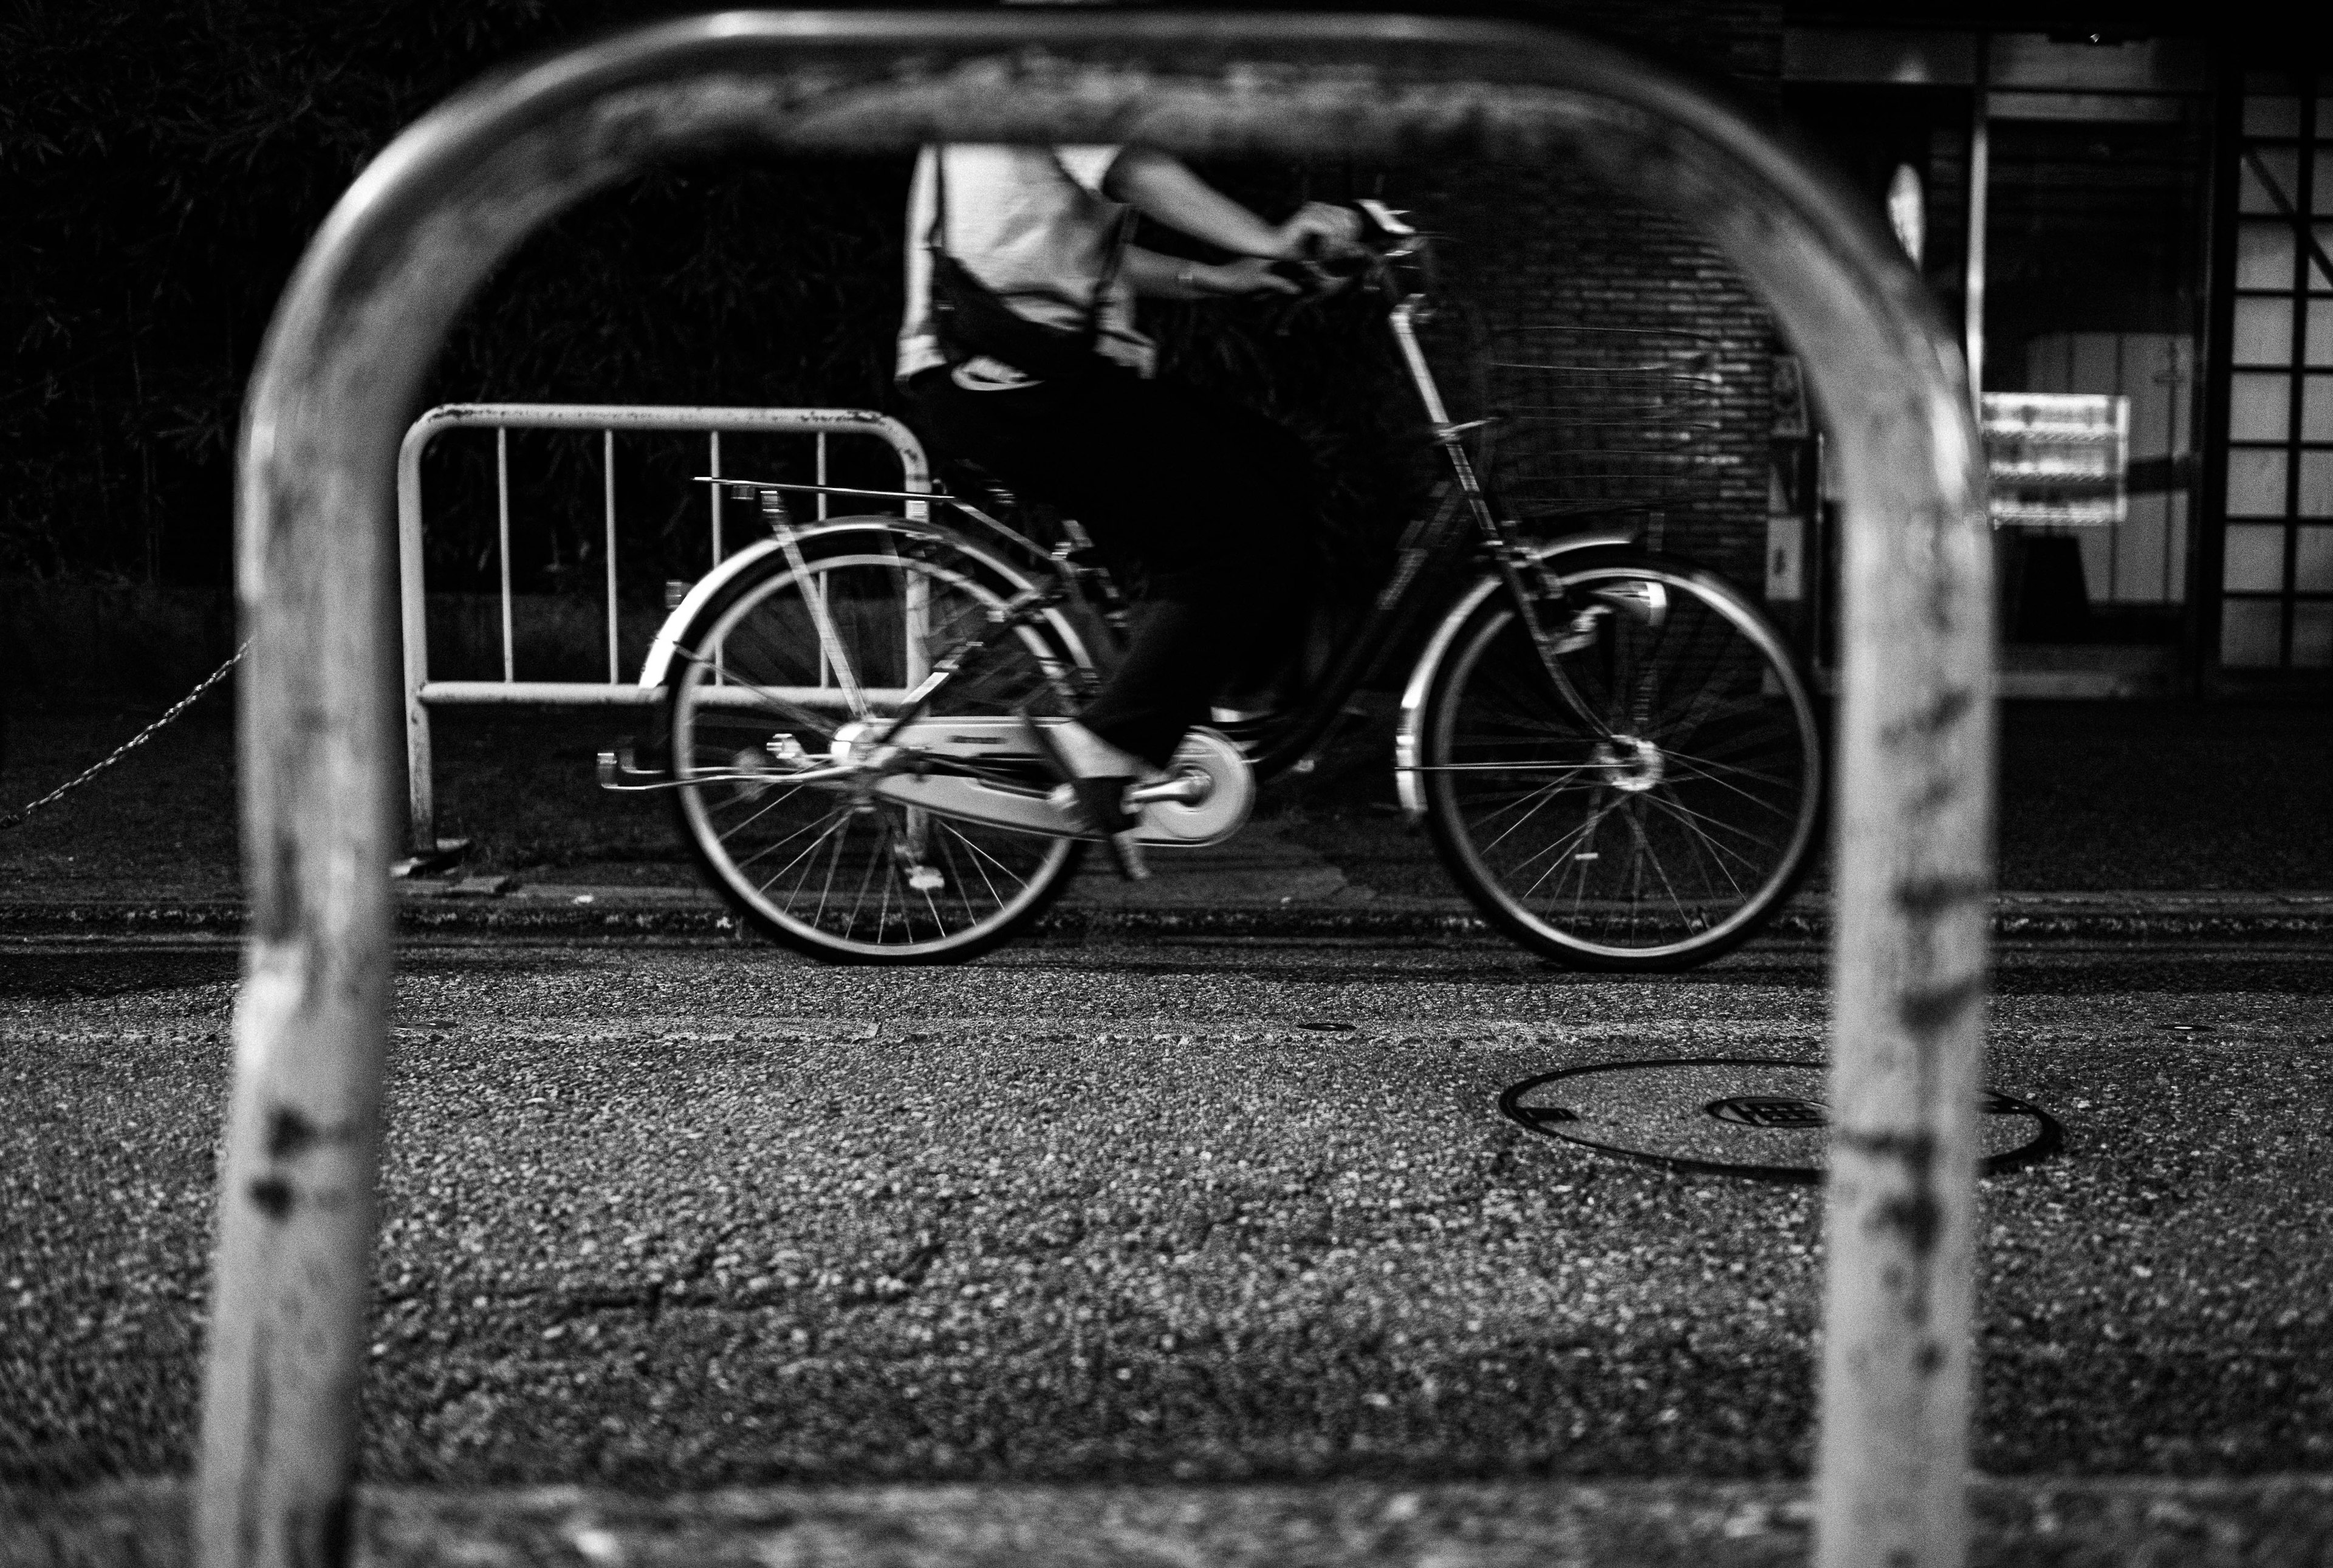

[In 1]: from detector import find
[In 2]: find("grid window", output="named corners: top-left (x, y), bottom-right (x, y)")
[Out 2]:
top-left (2294, 601), bottom-right (2333, 666)
top-left (2220, 598), bottom-right (2284, 665)
top-left (2241, 148), bottom-right (2300, 211)
top-left (2297, 525), bottom-right (2333, 590)
top-left (2218, 77), bottom-right (2333, 670)
top-left (2231, 372), bottom-right (2291, 438)
top-left (2226, 448), bottom-right (2286, 514)
top-left (2233, 297), bottom-right (2290, 361)
top-left (2301, 451), bottom-right (2333, 514)
top-left (2306, 377), bottom-right (2333, 441)
top-left (2243, 85), bottom-right (2300, 137)
top-left (2224, 524), bottom-right (2287, 591)
top-left (2235, 221), bottom-right (2294, 287)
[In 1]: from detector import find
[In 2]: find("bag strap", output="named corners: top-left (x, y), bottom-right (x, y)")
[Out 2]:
top-left (926, 143), bottom-right (950, 255)
top-left (927, 145), bottom-right (1134, 337)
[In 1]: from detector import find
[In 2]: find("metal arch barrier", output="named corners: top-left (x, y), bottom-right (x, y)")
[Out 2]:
top-left (394, 402), bottom-right (932, 851)
top-left (206, 13), bottom-right (1992, 1568)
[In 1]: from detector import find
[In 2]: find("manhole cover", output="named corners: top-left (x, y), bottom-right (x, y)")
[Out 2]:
top-left (1500, 1058), bottom-right (2061, 1183)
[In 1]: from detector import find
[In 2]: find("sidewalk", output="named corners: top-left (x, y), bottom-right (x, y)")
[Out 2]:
top-left (9, 829), bottom-right (2329, 943)
top-left (14, 1473), bottom-right (2333, 1566)
top-left (2, 696), bottom-right (2328, 943)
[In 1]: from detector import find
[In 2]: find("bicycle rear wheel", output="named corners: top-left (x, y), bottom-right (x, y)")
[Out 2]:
top-left (1417, 549), bottom-right (1821, 969)
top-left (665, 524), bottom-right (1088, 963)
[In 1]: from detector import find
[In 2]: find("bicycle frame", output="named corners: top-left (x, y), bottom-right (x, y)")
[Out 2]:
top-left (656, 208), bottom-right (1637, 795)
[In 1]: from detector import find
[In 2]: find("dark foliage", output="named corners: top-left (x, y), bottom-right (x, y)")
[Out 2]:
top-left (5, 0), bottom-right (608, 582)
top-left (5, 1), bottom-right (1431, 598)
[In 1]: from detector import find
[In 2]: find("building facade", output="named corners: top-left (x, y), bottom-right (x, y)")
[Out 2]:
top-left (1467, 2), bottom-right (2324, 694)
top-left (1776, 14), bottom-right (2328, 693)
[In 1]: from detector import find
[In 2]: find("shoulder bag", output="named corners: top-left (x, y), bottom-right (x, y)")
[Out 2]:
top-left (926, 147), bottom-right (1134, 383)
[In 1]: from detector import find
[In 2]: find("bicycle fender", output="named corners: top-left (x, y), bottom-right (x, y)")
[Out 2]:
top-left (635, 516), bottom-right (1077, 690)
top-left (1391, 530), bottom-right (1637, 823)
top-left (638, 535), bottom-right (786, 691)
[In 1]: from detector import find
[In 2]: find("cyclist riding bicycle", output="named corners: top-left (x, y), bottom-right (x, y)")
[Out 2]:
top-left (637, 169), bottom-right (1822, 967)
top-left (899, 143), bottom-right (1366, 877)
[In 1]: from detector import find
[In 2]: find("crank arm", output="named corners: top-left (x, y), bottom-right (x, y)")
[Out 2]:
top-left (1125, 772), bottom-right (1212, 807)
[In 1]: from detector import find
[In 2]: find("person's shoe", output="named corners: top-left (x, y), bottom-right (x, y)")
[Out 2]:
top-left (1024, 718), bottom-right (1149, 881)
top-left (1064, 775), bottom-right (1148, 881)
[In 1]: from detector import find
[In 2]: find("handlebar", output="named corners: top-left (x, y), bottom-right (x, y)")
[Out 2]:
top-left (1264, 198), bottom-right (1432, 304)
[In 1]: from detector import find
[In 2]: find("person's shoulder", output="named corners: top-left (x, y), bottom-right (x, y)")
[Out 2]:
top-left (945, 145), bottom-right (1072, 172)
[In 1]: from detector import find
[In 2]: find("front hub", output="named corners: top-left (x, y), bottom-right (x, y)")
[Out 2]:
top-left (1592, 734), bottom-right (1665, 793)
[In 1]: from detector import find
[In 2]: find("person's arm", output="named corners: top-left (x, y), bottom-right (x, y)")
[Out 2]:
top-left (1120, 245), bottom-right (1303, 300)
top-left (1102, 146), bottom-right (1363, 263)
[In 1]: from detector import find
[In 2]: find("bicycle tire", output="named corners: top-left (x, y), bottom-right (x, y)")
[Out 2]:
top-left (1417, 549), bottom-right (1821, 970)
top-left (663, 519), bottom-right (1089, 963)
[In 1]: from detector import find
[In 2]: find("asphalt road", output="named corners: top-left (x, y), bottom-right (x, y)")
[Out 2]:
top-left (4, 931), bottom-right (2331, 1496)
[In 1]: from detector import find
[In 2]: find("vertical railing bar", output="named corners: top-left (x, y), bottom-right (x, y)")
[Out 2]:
top-left (810, 430), bottom-right (832, 690)
top-left (710, 428), bottom-right (724, 686)
top-left (605, 428), bottom-right (618, 685)
top-left (497, 427), bottom-right (515, 683)
top-left (397, 418), bottom-right (439, 853)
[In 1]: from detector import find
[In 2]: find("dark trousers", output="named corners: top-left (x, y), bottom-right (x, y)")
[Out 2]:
top-left (910, 366), bottom-right (1314, 767)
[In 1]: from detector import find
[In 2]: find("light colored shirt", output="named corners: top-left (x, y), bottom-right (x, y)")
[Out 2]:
top-left (897, 145), bottom-right (1157, 387)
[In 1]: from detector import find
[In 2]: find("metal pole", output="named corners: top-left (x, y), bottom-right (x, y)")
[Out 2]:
top-left (710, 430), bottom-right (725, 687)
top-left (497, 427), bottom-right (514, 683)
top-left (604, 430), bottom-right (619, 684)
top-left (709, 429), bottom-right (724, 565)
top-left (201, 19), bottom-right (1988, 1567)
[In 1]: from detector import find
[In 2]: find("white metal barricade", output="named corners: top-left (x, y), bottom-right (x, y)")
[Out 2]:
top-left (395, 403), bottom-right (931, 850)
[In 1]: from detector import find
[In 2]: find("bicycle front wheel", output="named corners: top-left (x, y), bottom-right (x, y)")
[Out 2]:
top-left (665, 527), bottom-right (1088, 963)
top-left (1417, 550), bottom-right (1821, 970)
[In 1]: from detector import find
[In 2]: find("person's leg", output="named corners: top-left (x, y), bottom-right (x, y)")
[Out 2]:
top-left (913, 369), bottom-right (1315, 767)
top-left (1071, 383), bottom-right (1315, 759)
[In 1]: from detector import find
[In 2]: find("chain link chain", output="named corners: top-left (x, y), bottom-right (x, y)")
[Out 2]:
top-left (0, 641), bottom-right (251, 832)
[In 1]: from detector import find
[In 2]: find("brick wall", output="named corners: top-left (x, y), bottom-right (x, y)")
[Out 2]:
top-left (1407, 0), bottom-right (1786, 592)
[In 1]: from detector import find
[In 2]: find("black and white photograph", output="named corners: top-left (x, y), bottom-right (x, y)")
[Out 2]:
top-left (4, 1), bottom-right (2329, 1563)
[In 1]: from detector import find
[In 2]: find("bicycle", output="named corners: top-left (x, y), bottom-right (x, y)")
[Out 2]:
top-left (599, 202), bottom-right (1822, 967)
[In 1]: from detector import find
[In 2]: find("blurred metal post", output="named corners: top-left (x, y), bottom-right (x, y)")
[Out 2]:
top-left (199, 13), bottom-right (1987, 1567)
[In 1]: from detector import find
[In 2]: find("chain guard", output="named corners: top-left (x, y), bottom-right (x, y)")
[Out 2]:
top-left (863, 720), bottom-right (1253, 847)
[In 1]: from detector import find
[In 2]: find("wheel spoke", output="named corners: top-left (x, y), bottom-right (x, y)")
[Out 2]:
top-left (1428, 567), bottom-right (1818, 965)
top-left (670, 539), bottom-right (1084, 959)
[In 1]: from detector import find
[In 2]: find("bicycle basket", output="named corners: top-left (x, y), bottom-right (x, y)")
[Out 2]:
top-left (1471, 326), bottom-right (1722, 529)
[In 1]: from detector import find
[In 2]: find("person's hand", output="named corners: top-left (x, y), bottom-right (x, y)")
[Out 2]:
top-left (1268, 201), bottom-right (1368, 264)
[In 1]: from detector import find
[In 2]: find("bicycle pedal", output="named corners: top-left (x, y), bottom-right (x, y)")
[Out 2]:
top-left (1552, 609), bottom-right (1604, 654)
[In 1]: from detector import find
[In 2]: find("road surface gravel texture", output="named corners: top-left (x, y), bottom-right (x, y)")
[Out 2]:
top-left (5, 930), bottom-right (2330, 1524)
